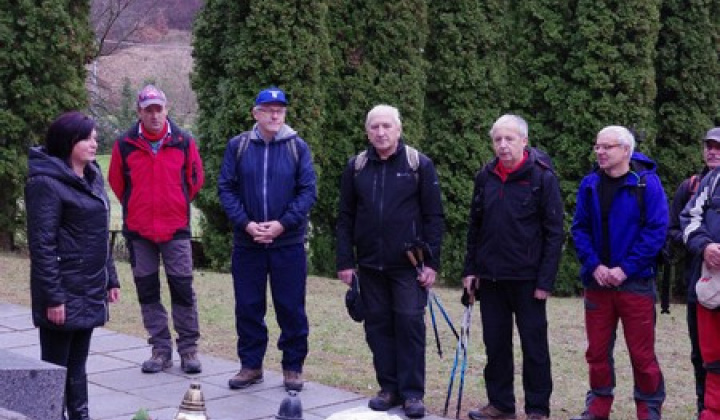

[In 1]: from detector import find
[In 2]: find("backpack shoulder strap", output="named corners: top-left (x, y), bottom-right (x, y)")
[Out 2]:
top-left (689, 174), bottom-right (700, 195)
top-left (636, 173), bottom-right (648, 226)
top-left (405, 145), bottom-right (420, 171)
top-left (354, 150), bottom-right (369, 176)
top-left (287, 136), bottom-right (299, 163)
top-left (405, 145), bottom-right (420, 182)
top-left (234, 132), bottom-right (252, 162)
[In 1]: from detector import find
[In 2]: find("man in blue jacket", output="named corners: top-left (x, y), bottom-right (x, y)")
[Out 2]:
top-left (218, 87), bottom-right (317, 392)
top-left (571, 125), bottom-right (667, 420)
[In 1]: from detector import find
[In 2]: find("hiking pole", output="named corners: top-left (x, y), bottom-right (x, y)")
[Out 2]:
top-left (456, 301), bottom-right (472, 419)
top-left (431, 292), bottom-right (459, 340)
top-left (407, 247), bottom-right (444, 357)
top-left (443, 317), bottom-right (463, 417)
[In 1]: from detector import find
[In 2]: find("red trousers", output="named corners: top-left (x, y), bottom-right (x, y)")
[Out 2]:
top-left (582, 289), bottom-right (665, 420)
top-left (699, 305), bottom-right (720, 420)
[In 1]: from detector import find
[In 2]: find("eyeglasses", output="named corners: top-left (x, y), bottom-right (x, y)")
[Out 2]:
top-left (593, 143), bottom-right (623, 152)
top-left (256, 107), bottom-right (286, 116)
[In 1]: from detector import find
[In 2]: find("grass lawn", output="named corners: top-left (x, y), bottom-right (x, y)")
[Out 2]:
top-left (1, 251), bottom-right (697, 419)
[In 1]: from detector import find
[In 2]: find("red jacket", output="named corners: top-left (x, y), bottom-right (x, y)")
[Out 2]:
top-left (109, 119), bottom-right (204, 243)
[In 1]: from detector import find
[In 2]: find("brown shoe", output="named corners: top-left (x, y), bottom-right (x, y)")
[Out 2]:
top-left (180, 352), bottom-right (202, 374)
top-left (368, 391), bottom-right (399, 411)
top-left (283, 370), bottom-right (304, 391)
top-left (569, 413), bottom-right (608, 420)
top-left (228, 368), bottom-right (263, 389)
top-left (468, 404), bottom-right (516, 420)
top-left (141, 350), bottom-right (172, 373)
top-left (404, 398), bottom-right (425, 419)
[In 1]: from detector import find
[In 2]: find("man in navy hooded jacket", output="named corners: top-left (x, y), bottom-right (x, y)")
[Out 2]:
top-left (571, 125), bottom-right (667, 420)
top-left (218, 87), bottom-right (317, 393)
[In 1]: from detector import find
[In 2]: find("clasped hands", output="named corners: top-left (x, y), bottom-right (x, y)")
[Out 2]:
top-left (246, 221), bottom-right (284, 244)
top-left (593, 264), bottom-right (627, 287)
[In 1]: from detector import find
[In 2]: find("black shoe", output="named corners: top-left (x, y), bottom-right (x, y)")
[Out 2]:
top-left (468, 404), bottom-right (516, 420)
top-left (368, 391), bottom-right (399, 411)
top-left (404, 398), bottom-right (425, 419)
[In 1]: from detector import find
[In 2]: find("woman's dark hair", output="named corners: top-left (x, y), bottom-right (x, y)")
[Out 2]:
top-left (45, 111), bottom-right (96, 160)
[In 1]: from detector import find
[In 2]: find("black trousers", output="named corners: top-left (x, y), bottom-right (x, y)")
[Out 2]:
top-left (39, 327), bottom-right (93, 419)
top-left (359, 266), bottom-right (427, 400)
top-left (478, 279), bottom-right (552, 417)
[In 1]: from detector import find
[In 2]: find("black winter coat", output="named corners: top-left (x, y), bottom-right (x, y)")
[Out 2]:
top-left (25, 146), bottom-right (119, 330)
top-left (336, 140), bottom-right (445, 271)
top-left (462, 148), bottom-right (564, 291)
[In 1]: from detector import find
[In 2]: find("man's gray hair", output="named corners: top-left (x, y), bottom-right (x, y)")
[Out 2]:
top-left (366, 104), bottom-right (402, 130)
top-left (489, 114), bottom-right (528, 139)
top-left (597, 125), bottom-right (635, 154)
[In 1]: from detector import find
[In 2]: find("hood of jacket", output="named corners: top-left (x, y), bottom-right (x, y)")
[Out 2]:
top-left (28, 146), bottom-right (101, 189)
top-left (250, 123), bottom-right (297, 143)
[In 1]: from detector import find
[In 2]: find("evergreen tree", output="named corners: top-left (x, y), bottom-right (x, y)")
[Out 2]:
top-left (0, 0), bottom-right (93, 249)
top-left (192, 0), bottom-right (331, 270)
top-left (423, 0), bottom-right (511, 282)
top-left (655, 0), bottom-right (720, 190)
top-left (506, 0), bottom-right (578, 293)
top-left (310, 0), bottom-right (430, 276)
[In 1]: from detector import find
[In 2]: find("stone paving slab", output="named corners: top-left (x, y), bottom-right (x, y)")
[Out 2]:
top-left (0, 302), bottom-right (447, 420)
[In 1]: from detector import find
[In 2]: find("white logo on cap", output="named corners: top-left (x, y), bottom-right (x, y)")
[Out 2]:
top-left (271, 91), bottom-right (279, 98)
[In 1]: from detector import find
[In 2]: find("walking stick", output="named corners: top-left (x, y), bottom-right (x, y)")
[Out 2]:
top-left (444, 293), bottom-right (473, 418)
top-left (456, 302), bottom-right (472, 418)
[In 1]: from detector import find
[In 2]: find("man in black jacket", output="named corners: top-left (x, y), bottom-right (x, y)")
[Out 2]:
top-left (462, 114), bottom-right (564, 420)
top-left (336, 104), bottom-right (444, 419)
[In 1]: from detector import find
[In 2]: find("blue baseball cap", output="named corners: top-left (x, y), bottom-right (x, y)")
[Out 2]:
top-left (255, 87), bottom-right (288, 106)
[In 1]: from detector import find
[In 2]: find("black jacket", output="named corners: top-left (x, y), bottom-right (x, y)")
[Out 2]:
top-left (25, 146), bottom-right (119, 330)
top-left (462, 148), bottom-right (564, 291)
top-left (668, 170), bottom-right (706, 302)
top-left (336, 140), bottom-right (444, 271)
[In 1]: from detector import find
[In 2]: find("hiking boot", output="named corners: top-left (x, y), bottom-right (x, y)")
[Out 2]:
top-left (526, 414), bottom-right (548, 420)
top-left (468, 404), bottom-right (516, 420)
top-left (283, 370), bottom-right (304, 392)
top-left (404, 398), bottom-right (425, 419)
top-left (180, 352), bottom-right (202, 374)
top-left (228, 368), bottom-right (263, 389)
top-left (141, 350), bottom-right (172, 373)
top-left (569, 413), bottom-right (608, 420)
top-left (368, 390), bottom-right (399, 411)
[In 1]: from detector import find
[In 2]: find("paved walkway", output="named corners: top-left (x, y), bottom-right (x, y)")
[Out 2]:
top-left (0, 302), bottom-right (446, 420)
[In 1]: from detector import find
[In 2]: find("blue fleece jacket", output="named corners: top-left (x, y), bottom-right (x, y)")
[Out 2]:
top-left (571, 152), bottom-right (668, 292)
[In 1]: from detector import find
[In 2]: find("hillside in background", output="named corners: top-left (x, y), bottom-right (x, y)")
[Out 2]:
top-left (90, 29), bottom-right (196, 127)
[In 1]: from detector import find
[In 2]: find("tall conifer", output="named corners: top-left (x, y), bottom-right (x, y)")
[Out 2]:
top-left (0, 1), bottom-right (93, 249)
top-left (192, 0), bottom-right (331, 270)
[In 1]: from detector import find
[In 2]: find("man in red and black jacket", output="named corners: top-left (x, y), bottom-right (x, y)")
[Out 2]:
top-left (108, 84), bottom-right (204, 375)
top-left (462, 114), bottom-right (564, 420)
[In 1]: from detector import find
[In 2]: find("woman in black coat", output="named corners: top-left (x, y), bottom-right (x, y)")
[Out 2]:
top-left (25, 111), bottom-right (120, 420)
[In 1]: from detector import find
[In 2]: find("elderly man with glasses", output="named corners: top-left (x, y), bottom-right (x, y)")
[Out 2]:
top-left (570, 125), bottom-right (668, 420)
top-left (218, 87), bottom-right (317, 393)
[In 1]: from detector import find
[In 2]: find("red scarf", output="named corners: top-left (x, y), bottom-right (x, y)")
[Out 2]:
top-left (495, 150), bottom-right (529, 182)
top-left (140, 121), bottom-right (169, 141)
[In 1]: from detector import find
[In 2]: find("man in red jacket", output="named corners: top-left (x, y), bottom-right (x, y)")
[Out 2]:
top-left (109, 84), bottom-right (205, 374)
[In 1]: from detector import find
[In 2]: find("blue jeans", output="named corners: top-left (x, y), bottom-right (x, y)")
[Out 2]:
top-left (231, 244), bottom-right (309, 372)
